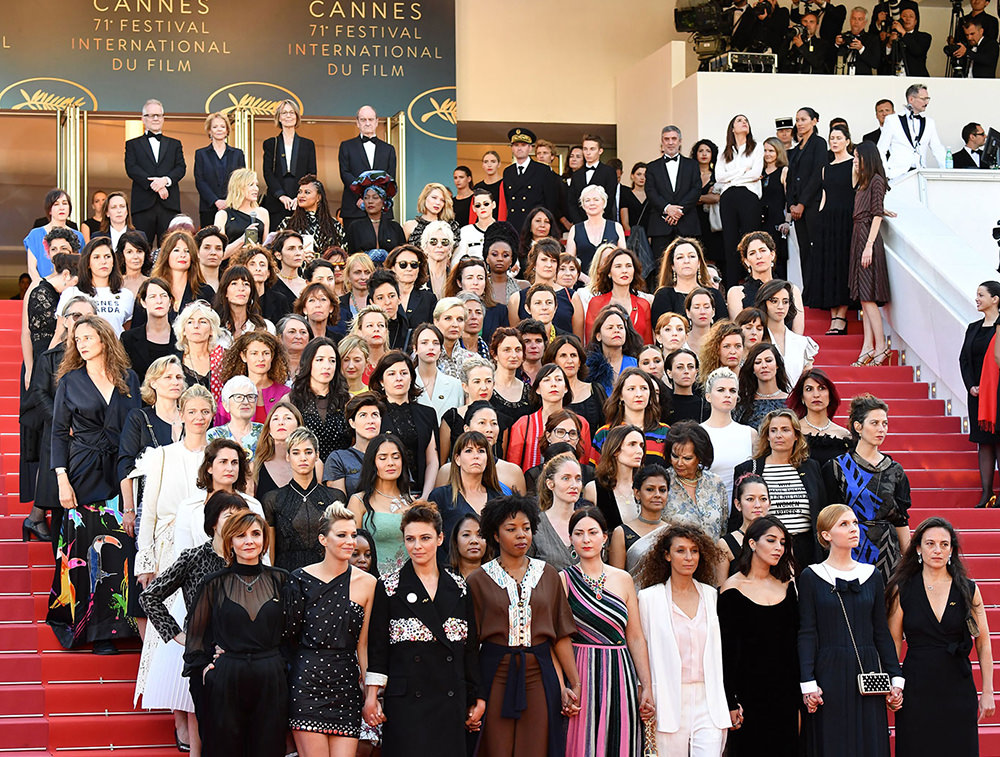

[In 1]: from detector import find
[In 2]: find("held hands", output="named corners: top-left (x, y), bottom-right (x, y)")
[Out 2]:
top-left (561, 683), bottom-right (581, 716)
top-left (639, 689), bottom-right (656, 722)
top-left (979, 692), bottom-right (996, 722)
top-left (886, 686), bottom-right (904, 711)
top-left (465, 700), bottom-right (486, 732)
top-left (363, 691), bottom-right (386, 727)
top-left (803, 687), bottom-right (824, 713)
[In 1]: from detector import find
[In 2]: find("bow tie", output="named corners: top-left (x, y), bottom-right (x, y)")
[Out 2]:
top-left (146, 131), bottom-right (161, 141)
top-left (586, 164), bottom-right (598, 171)
top-left (664, 154), bottom-right (679, 163)
top-left (974, 148), bottom-right (984, 155)
top-left (360, 136), bottom-right (375, 143)
top-left (834, 578), bottom-right (861, 594)
top-left (910, 113), bottom-right (924, 122)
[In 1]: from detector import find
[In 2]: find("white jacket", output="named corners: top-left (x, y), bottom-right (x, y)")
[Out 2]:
top-left (877, 111), bottom-right (946, 181)
top-left (638, 578), bottom-right (732, 733)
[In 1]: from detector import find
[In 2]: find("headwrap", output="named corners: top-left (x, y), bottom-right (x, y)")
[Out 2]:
top-left (350, 170), bottom-right (397, 210)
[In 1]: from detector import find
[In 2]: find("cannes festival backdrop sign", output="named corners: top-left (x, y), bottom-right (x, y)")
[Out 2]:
top-left (0, 0), bottom-right (456, 214)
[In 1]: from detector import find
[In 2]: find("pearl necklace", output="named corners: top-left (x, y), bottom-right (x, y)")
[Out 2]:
top-left (804, 418), bottom-right (832, 432)
top-left (756, 389), bottom-right (783, 398)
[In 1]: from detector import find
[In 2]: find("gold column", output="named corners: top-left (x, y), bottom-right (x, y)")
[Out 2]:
top-left (387, 111), bottom-right (406, 217)
top-left (56, 106), bottom-right (83, 228)
top-left (233, 108), bottom-right (254, 173)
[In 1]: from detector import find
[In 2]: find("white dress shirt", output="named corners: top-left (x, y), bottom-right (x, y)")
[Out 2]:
top-left (715, 142), bottom-right (765, 198)
top-left (362, 137), bottom-right (376, 168)
top-left (148, 132), bottom-right (160, 162)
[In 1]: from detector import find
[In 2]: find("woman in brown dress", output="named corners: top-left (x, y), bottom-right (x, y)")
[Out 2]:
top-left (467, 496), bottom-right (581, 757)
top-left (848, 141), bottom-right (892, 367)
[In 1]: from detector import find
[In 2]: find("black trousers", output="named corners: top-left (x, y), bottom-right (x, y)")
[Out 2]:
top-left (720, 186), bottom-right (762, 288)
top-left (132, 203), bottom-right (178, 248)
top-left (794, 203), bottom-right (820, 286)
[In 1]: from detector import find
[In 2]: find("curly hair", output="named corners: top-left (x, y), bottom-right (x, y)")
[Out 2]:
top-left (57, 315), bottom-right (133, 396)
top-left (217, 330), bottom-right (288, 386)
top-left (634, 524), bottom-right (722, 589)
top-left (698, 321), bottom-right (744, 385)
top-left (602, 367), bottom-right (661, 432)
top-left (489, 327), bottom-right (524, 360)
top-left (592, 247), bottom-right (646, 295)
top-left (231, 244), bottom-right (278, 289)
top-left (737, 230), bottom-right (777, 271)
top-left (480, 495), bottom-right (540, 552)
top-left (196, 438), bottom-right (249, 493)
top-left (847, 393), bottom-right (890, 440)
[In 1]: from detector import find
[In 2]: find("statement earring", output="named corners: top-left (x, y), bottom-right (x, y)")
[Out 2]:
top-left (918, 554), bottom-right (922, 564)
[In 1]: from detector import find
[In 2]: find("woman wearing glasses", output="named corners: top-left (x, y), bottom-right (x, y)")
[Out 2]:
top-left (385, 244), bottom-right (437, 328)
top-left (455, 188), bottom-right (498, 261)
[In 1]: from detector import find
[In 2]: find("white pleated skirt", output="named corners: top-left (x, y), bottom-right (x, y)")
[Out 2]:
top-left (136, 595), bottom-right (195, 713)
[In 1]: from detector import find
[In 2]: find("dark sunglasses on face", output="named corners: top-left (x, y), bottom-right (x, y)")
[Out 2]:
top-left (330, 263), bottom-right (345, 270)
top-left (396, 260), bottom-right (421, 269)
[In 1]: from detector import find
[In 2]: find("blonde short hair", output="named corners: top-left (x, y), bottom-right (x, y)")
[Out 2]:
top-left (224, 169), bottom-right (259, 210)
top-left (174, 300), bottom-right (224, 353)
top-left (273, 99), bottom-right (300, 127)
top-left (816, 504), bottom-right (853, 550)
top-left (421, 220), bottom-right (455, 250)
top-left (579, 184), bottom-right (609, 209)
top-left (345, 252), bottom-right (376, 279)
top-left (204, 112), bottom-right (231, 137)
top-left (140, 355), bottom-right (186, 405)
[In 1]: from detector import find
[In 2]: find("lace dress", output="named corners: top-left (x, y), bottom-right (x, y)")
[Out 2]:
top-left (27, 279), bottom-right (59, 359)
top-left (263, 479), bottom-right (339, 571)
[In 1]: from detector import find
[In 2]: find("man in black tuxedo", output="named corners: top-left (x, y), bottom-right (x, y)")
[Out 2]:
top-left (890, 8), bottom-right (931, 76)
top-left (953, 17), bottom-right (1000, 77)
top-left (953, 123), bottom-right (990, 168)
top-left (792, 0), bottom-right (846, 40)
top-left (835, 7), bottom-right (881, 73)
top-left (124, 99), bottom-right (186, 246)
top-left (567, 134), bottom-right (619, 224)
top-left (863, 99), bottom-right (895, 145)
top-left (961, 0), bottom-right (1000, 45)
top-left (728, 0), bottom-right (757, 50)
top-left (502, 127), bottom-right (560, 233)
top-left (790, 12), bottom-right (835, 73)
top-left (339, 105), bottom-right (397, 223)
top-left (644, 126), bottom-right (702, 278)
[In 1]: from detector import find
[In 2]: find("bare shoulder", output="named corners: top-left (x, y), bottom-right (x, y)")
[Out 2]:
top-left (719, 573), bottom-right (743, 593)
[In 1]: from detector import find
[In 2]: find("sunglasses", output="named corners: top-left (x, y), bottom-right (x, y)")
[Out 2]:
top-left (428, 238), bottom-right (450, 246)
top-left (395, 260), bottom-right (421, 269)
top-left (330, 263), bottom-right (345, 270)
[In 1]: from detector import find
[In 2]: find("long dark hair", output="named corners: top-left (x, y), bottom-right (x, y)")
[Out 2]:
top-left (289, 337), bottom-right (350, 411)
top-left (737, 343), bottom-right (791, 417)
top-left (886, 517), bottom-right (976, 617)
top-left (787, 368), bottom-right (841, 419)
top-left (284, 174), bottom-right (340, 241)
top-left (854, 140), bottom-right (888, 191)
top-left (356, 433), bottom-right (413, 533)
top-left (586, 305), bottom-right (643, 359)
top-left (518, 207), bottom-right (560, 263)
top-left (735, 514), bottom-right (797, 581)
top-left (212, 265), bottom-right (267, 332)
top-left (603, 367), bottom-right (661, 432)
top-left (722, 114), bottom-right (757, 163)
top-left (77, 237), bottom-right (124, 295)
top-left (754, 278), bottom-right (798, 330)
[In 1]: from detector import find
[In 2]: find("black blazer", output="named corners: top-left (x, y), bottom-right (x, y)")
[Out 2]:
top-left (953, 148), bottom-right (988, 169)
top-left (837, 30), bottom-right (881, 74)
top-left (502, 160), bottom-right (561, 233)
top-left (261, 133), bottom-right (317, 215)
top-left (960, 319), bottom-right (988, 391)
top-left (795, 35), bottom-right (834, 73)
top-left (344, 216), bottom-right (407, 254)
top-left (786, 134), bottom-right (828, 209)
top-left (792, 2), bottom-right (846, 39)
top-left (567, 162), bottom-right (619, 223)
top-left (962, 11), bottom-right (1000, 44)
top-left (124, 134), bottom-right (186, 213)
top-left (367, 561), bottom-right (479, 755)
top-left (193, 144), bottom-right (246, 214)
top-left (338, 135), bottom-right (397, 220)
top-left (899, 30), bottom-right (931, 77)
top-left (644, 154), bottom-right (703, 237)
top-left (966, 37), bottom-right (1000, 78)
top-left (862, 127), bottom-right (882, 145)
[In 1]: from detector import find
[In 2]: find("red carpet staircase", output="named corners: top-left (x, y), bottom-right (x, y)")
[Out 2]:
top-left (805, 307), bottom-right (1000, 755)
top-left (0, 300), bottom-right (999, 753)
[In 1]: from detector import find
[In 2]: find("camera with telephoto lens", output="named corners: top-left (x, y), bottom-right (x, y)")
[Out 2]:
top-left (787, 22), bottom-right (806, 39)
top-left (841, 31), bottom-right (858, 45)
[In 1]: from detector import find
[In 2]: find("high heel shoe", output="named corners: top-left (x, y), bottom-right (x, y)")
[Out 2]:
top-left (871, 347), bottom-right (893, 366)
top-left (175, 728), bottom-right (191, 753)
top-left (22, 517), bottom-right (50, 542)
top-left (826, 317), bottom-right (848, 335)
top-left (852, 351), bottom-right (874, 367)
top-left (976, 495), bottom-right (996, 509)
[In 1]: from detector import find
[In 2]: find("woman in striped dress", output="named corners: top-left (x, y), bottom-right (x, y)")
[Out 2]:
top-left (561, 507), bottom-right (655, 756)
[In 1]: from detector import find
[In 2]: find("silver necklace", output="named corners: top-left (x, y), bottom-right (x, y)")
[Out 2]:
top-left (756, 389), bottom-right (783, 398)
top-left (235, 573), bottom-right (261, 593)
top-left (290, 479), bottom-right (319, 503)
top-left (376, 487), bottom-right (409, 513)
top-left (804, 418), bottom-right (832, 432)
top-left (637, 514), bottom-right (662, 525)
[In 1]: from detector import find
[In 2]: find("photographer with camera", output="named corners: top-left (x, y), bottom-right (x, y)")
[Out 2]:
top-left (962, 0), bottom-right (999, 44)
top-left (835, 7), bottom-right (881, 73)
top-left (732, 0), bottom-right (792, 57)
top-left (885, 8), bottom-right (931, 75)
top-left (789, 12), bottom-right (835, 73)
top-left (949, 17), bottom-right (1000, 76)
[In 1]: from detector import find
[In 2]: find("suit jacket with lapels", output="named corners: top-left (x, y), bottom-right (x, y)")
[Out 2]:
top-left (261, 133), bottom-right (317, 215)
top-left (338, 135), bottom-right (398, 220)
top-left (124, 133), bottom-right (186, 213)
top-left (366, 560), bottom-right (479, 756)
top-left (644, 153), bottom-right (703, 237)
top-left (567, 161), bottom-right (619, 223)
top-left (503, 159), bottom-right (561, 232)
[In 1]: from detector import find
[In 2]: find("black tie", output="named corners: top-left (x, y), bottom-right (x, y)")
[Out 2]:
top-left (146, 132), bottom-right (161, 141)
top-left (360, 136), bottom-right (375, 143)
top-left (975, 148), bottom-right (984, 155)
top-left (586, 165), bottom-right (598, 171)
top-left (518, 166), bottom-right (525, 176)
top-left (665, 154), bottom-right (679, 163)
top-left (911, 114), bottom-right (923, 123)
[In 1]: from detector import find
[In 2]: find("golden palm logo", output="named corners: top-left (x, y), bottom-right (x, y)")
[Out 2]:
top-left (420, 96), bottom-right (457, 126)
top-left (204, 83), bottom-right (303, 117)
top-left (220, 93), bottom-right (283, 116)
top-left (407, 86), bottom-right (458, 142)
top-left (0, 78), bottom-right (98, 111)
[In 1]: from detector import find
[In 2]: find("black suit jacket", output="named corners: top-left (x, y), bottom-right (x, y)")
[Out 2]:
top-left (960, 319), bottom-right (988, 391)
top-left (837, 30), bottom-right (881, 73)
top-left (344, 216), bottom-right (406, 254)
top-left (567, 162), bottom-right (619, 223)
top-left (952, 147), bottom-right (987, 169)
top-left (795, 35), bottom-right (835, 73)
top-left (338, 135), bottom-right (397, 220)
top-left (503, 160), bottom-right (561, 232)
top-left (793, 2), bottom-right (846, 39)
top-left (962, 11), bottom-right (1000, 44)
top-left (644, 154), bottom-right (702, 237)
top-left (900, 30), bottom-right (931, 76)
top-left (863, 127), bottom-right (882, 145)
top-left (786, 134), bottom-right (828, 209)
top-left (124, 133), bottom-right (186, 213)
top-left (729, 5), bottom-right (758, 50)
top-left (966, 37), bottom-right (1000, 78)
top-left (193, 144), bottom-right (245, 214)
top-left (261, 133), bottom-right (317, 215)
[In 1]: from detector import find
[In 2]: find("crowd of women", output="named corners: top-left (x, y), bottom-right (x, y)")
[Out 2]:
top-left (14, 102), bottom-right (996, 757)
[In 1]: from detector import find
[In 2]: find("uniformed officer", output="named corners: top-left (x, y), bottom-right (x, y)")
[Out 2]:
top-left (502, 127), bottom-right (560, 234)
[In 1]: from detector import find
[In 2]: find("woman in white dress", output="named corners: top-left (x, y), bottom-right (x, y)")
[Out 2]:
top-left (755, 278), bottom-right (817, 386)
top-left (700, 367), bottom-right (757, 497)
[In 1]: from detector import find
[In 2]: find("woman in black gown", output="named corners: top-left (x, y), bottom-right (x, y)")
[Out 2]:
top-left (760, 137), bottom-right (789, 280)
top-left (786, 108), bottom-right (827, 287)
top-left (798, 504), bottom-right (903, 757)
top-left (285, 501), bottom-right (376, 755)
top-left (262, 428), bottom-right (339, 571)
top-left (959, 281), bottom-right (1000, 508)
top-left (183, 511), bottom-right (288, 757)
top-left (364, 502), bottom-right (481, 756)
top-left (344, 171), bottom-right (406, 254)
top-left (887, 517), bottom-right (994, 756)
top-left (47, 315), bottom-right (141, 653)
top-left (288, 338), bottom-right (353, 462)
top-left (719, 515), bottom-right (800, 756)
